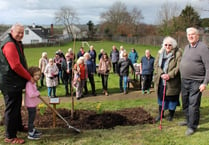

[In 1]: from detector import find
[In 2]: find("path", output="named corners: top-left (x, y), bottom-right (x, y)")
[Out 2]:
top-left (1, 88), bottom-right (209, 105)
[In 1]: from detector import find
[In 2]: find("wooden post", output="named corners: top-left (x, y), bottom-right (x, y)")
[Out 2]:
top-left (52, 104), bottom-right (56, 128)
top-left (49, 97), bottom-right (60, 128)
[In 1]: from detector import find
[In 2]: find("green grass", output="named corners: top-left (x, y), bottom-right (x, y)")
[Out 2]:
top-left (2, 41), bottom-right (209, 144)
top-left (23, 40), bottom-right (159, 97)
top-left (1, 95), bottom-right (209, 145)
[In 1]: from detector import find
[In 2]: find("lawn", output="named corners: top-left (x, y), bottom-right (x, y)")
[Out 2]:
top-left (1, 41), bottom-right (209, 145)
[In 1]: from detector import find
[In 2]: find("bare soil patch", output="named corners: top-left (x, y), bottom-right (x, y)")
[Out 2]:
top-left (0, 106), bottom-right (154, 130)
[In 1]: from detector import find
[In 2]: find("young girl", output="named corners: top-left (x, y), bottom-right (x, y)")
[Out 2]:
top-left (25, 66), bottom-right (42, 140)
top-left (44, 58), bottom-right (59, 98)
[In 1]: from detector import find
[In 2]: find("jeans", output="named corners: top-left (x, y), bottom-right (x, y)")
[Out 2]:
top-left (123, 76), bottom-right (128, 91)
top-left (181, 78), bottom-right (202, 129)
top-left (48, 87), bottom-right (56, 97)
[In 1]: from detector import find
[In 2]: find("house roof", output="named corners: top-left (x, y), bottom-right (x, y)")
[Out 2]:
top-left (28, 25), bottom-right (51, 39)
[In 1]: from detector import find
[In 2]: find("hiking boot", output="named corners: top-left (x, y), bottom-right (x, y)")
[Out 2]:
top-left (167, 110), bottom-right (174, 121)
top-left (185, 128), bottom-right (195, 136)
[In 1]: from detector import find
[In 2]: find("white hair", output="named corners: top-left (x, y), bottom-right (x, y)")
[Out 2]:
top-left (77, 56), bottom-right (84, 65)
top-left (159, 36), bottom-right (177, 53)
top-left (84, 52), bottom-right (91, 58)
top-left (42, 52), bottom-right (47, 57)
top-left (186, 27), bottom-right (199, 35)
top-left (68, 48), bottom-right (72, 53)
top-left (11, 23), bottom-right (24, 31)
top-left (162, 36), bottom-right (177, 48)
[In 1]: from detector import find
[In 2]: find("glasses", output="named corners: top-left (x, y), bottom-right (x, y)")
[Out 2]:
top-left (164, 44), bottom-right (172, 47)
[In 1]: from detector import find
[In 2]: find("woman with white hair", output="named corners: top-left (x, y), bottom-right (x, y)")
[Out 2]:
top-left (154, 36), bottom-right (182, 122)
top-left (39, 52), bottom-right (48, 87)
top-left (73, 56), bottom-right (87, 99)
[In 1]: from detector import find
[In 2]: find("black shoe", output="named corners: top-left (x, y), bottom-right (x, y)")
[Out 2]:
top-left (92, 93), bottom-right (97, 96)
top-left (65, 93), bottom-right (70, 96)
top-left (178, 121), bottom-right (187, 126)
top-left (167, 116), bottom-right (173, 121)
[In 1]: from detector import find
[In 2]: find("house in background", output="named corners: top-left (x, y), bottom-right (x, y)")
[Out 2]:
top-left (0, 23), bottom-right (55, 44)
top-left (0, 23), bottom-right (87, 45)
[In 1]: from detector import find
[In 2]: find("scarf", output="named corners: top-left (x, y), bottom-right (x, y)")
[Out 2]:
top-left (158, 49), bottom-right (173, 85)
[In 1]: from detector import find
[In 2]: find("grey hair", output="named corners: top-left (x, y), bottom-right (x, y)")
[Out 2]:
top-left (159, 36), bottom-right (177, 53)
top-left (162, 36), bottom-right (177, 48)
top-left (11, 23), bottom-right (24, 31)
top-left (84, 52), bottom-right (91, 58)
top-left (186, 27), bottom-right (199, 35)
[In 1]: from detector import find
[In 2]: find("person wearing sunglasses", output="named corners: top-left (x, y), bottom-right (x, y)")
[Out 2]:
top-left (154, 36), bottom-right (182, 123)
top-left (179, 27), bottom-right (209, 136)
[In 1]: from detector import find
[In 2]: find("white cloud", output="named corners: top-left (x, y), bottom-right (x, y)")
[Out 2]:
top-left (0, 0), bottom-right (208, 25)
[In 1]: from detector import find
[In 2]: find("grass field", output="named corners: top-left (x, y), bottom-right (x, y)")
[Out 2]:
top-left (24, 40), bottom-right (159, 96)
top-left (1, 41), bottom-right (209, 145)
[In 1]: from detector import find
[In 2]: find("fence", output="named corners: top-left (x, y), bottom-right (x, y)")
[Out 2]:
top-left (112, 34), bottom-right (209, 49)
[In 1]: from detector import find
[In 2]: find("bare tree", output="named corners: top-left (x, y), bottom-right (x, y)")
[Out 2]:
top-left (55, 6), bottom-right (79, 39)
top-left (157, 1), bottom-right (180, 35)
top-left (157, 1), bottom-right (180, 24)
top-left (100, 1), bottom-right (143, 36)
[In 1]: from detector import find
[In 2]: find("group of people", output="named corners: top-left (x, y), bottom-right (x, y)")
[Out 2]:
top-left (154, 27), bottom-right (209, 136)
top-left (0, 22), bottom-right (208, 144)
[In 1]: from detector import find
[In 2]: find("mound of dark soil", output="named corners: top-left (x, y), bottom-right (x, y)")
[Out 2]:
top-left (21, 107), bottom-right (155, 130)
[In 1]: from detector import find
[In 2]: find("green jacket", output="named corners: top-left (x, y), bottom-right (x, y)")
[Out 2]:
top-left (154, 47), bottom-right (182, 96)
top-left (0, 34), bottom-right (27, 92)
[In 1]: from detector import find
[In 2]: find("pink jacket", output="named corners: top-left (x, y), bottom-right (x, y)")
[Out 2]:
top-left (25, 81), bottom-right (40, 107)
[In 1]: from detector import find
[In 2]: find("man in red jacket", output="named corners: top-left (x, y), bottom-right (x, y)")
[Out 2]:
top-left (0, 23), bottom-right (34, 144)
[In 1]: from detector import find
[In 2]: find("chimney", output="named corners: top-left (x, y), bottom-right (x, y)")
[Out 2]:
top-left (50, 24), bottom-right (53, 35)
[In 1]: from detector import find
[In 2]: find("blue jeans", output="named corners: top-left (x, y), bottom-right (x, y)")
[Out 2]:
top-left (123, 76), bottom-right (128, 91)
top-left (181, 78), bottom-right (202, 129)
top-left (48, 87), bottom-right (56, 97)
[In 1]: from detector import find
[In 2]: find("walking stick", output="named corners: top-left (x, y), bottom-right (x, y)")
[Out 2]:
top-left (159, 80), bottom-right (166, 130)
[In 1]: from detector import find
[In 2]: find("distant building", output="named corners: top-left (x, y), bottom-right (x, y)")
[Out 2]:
top-left (0, 23), bottom-right (56, 44)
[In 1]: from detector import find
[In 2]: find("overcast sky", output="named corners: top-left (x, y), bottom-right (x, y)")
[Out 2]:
top-left (0, 0), bottom-right (208, 26)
